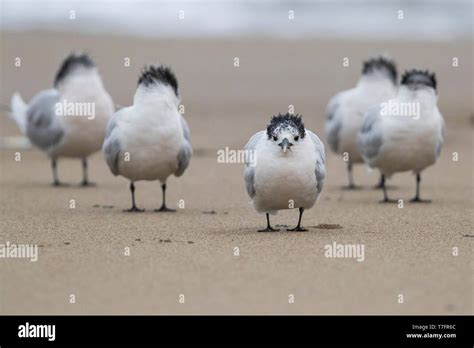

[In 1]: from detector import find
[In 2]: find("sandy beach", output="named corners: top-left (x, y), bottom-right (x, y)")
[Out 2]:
top-left (0, 31), bottom-right (472, 315)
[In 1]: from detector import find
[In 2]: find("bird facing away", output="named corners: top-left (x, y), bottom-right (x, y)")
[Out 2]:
top-left (324, 56), bottom-right (397, 189)
top-left (10, 53), bottom-right (115, 186)
top-left (103, 65), bottom-right (192, 212)
top-left (244, 113), bottom-right (326, 232)
top-left (357, 69), bottom-right (444, 203)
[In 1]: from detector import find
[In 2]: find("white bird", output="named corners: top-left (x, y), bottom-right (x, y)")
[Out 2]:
top-left (244, 114), bottom-right (325, 232)
top-left (10, 53), bottom-right (114, 186)
top-left (357, 69), bottom-right (444, 203)
top-left (325, 57), bottom-right (398, 189)
top-left (103, 65), bottom-right (192, 212)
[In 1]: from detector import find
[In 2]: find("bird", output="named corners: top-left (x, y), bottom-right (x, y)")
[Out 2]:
top-left (10, 53), bottom-right (114, 186)
top-left (357, 69), bottom-right (444, 203)
top-left (324, 56), bottom-right (398, 189)
top-left (103, 65), bottom-right (192, 212)
top-left (244, 113), bottom-right (325, 232)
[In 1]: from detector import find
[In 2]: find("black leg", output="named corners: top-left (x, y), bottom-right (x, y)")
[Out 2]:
top-left (155, 183), bottom-right (176, 212)
top-left (410, 173), bottom-right (431, 203)
top-left (51, 158), bottom-right (67, 186)
top-left (124, 182), bottom-right (144, 212)
top-left (347, 162), bottom-right (355, 188)
top-left (287, 207), bottom-right (308, 231)
top-left (80, 158), bottom-right (95, 186)
top-left (379, 174), bottom-right (397, 203)
top-left (51, 158), bottom-right (59, 186)
top-left (342, 162), bottom-right (359, 190)
top-left (373, 175), bottom-right (384, 189)
top-left (258, 213), bottom-right (279, 232)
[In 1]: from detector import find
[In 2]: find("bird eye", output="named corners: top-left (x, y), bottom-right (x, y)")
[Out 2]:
top-left (294, 136), bottom-right (299, 141)
top-left (272, 136), bottom-right (278, 141)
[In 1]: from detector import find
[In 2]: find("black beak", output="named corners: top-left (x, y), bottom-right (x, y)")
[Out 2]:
top-left (278, 138), bottom-right (293, 153)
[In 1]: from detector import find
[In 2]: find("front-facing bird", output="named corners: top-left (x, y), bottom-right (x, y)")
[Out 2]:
top-left (244, 113), bottom-right (326, 232)
top-left (102, 65), bottom-right (192, 212)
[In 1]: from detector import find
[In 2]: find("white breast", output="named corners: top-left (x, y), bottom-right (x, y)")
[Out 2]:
top-left (253, 138), bottom-right (318, 214)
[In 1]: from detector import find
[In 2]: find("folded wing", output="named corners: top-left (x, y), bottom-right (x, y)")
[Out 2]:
top-left (243, 130), bottom-right (265, 198)
top-left (307, 130), bottom-right (326, 197)
top-left (175, 115), bottom-right (192, 177)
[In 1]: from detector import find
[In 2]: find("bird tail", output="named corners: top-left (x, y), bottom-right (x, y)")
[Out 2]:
top-left (10, 93), bottom-right (28, 134)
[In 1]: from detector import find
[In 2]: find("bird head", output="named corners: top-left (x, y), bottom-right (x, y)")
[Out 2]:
top-left (54, 53), bottom-right (96, 88)
top-left (362, 56), bottom-right (398, 85)
top-left (137, 65), bottom-right (179, 98)
top-left (266, 113), bottom-right (306, 154)
top-left (401, 69), bottom-right (437, 92)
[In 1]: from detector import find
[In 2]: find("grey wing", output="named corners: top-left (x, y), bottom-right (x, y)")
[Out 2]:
top-left (180, 115), bottom-right (191, 141)
top-left (357, 105), bottom-right (383, 164)
top-left (243, 130), bottom-right (264, 198)
top-left (308, 130), bottom-right (326, 196)
top-left (435, 112), bottom-right (445, 158)
top-left (25, 89), bottom-right (64, 153)
top-left (102, 114), bottom-right (122, 176)
top-left (324, 93), bottom-right (343, 153)
top-left (175, 115), bottom-right (192, 177)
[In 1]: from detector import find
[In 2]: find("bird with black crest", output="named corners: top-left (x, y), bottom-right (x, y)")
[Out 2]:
top-left (244, 113), bottom-right (325, 232)
top-left (103, 65), bottom-right (192, 212)
top-left (325, 56), bottom-right (398, 189)
top-left (357, 69), bottom-right (444, 203)
top-left (10, 53), bottom-right (115, 186)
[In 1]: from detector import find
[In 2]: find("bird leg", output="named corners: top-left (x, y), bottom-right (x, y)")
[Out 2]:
top-left (410, 173), bottom-right (431, 203)
top-left (124, 182), bottom-right (144, 212)
top-left (373, 174), bottom-right (384, 189)
top-left (287, 207), bottom-right (308, 231)
top-left (80, 158), bottom-right (95, 186)
top-left (155, 183), bottom-right (176, 212)
top-left (343, 162), bottom-right (359, 190)
top-left (258, 213), bottom-right (280, 232)
top-left (379, 174), bottom-right (397, 203)
top-left (51, 158), bottom-right (68, 186)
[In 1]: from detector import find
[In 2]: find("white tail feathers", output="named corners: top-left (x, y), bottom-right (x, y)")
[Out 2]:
top-left (10, 93), bottom-right (28, 134)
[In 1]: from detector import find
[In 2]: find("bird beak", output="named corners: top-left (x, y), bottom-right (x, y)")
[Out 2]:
top-left (278, 138), bottom-right (293, 153)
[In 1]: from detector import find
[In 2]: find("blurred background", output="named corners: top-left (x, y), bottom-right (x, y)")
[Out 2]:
top-left (1, 0), bottom-right (472, 41)
top-left (0, 0), bottom-right (472, 315)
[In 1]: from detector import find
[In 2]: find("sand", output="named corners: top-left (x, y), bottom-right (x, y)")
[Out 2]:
top-left (0, 32), bottom-right (472, 314)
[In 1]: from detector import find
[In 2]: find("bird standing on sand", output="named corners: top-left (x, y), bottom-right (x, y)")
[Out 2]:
top-left (357, 69), bottom-right (444, 203)
top-left (325, 57), bottom-right (397, 189)
top-left (103, 65), bottom-right (192, 212)
top-left (10, 53), bottom-right (114, 186)
top-left (244, 113), bottom-right (325, 232)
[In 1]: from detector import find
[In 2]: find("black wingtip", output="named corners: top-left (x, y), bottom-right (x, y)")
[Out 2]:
top-left (137, 65), bottom-right (179, 97)
top-left (362, 56), bottom-right (397, 84)
top-left (54, 53), bottom-right (95, 87)
top-left (401, 69), bottom-right (437, 91)
top-left (266, 113), bottom-right (306, 139)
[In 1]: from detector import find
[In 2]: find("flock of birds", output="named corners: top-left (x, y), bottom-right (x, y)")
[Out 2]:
top-left (9, 54), bottom-right (444, 232)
